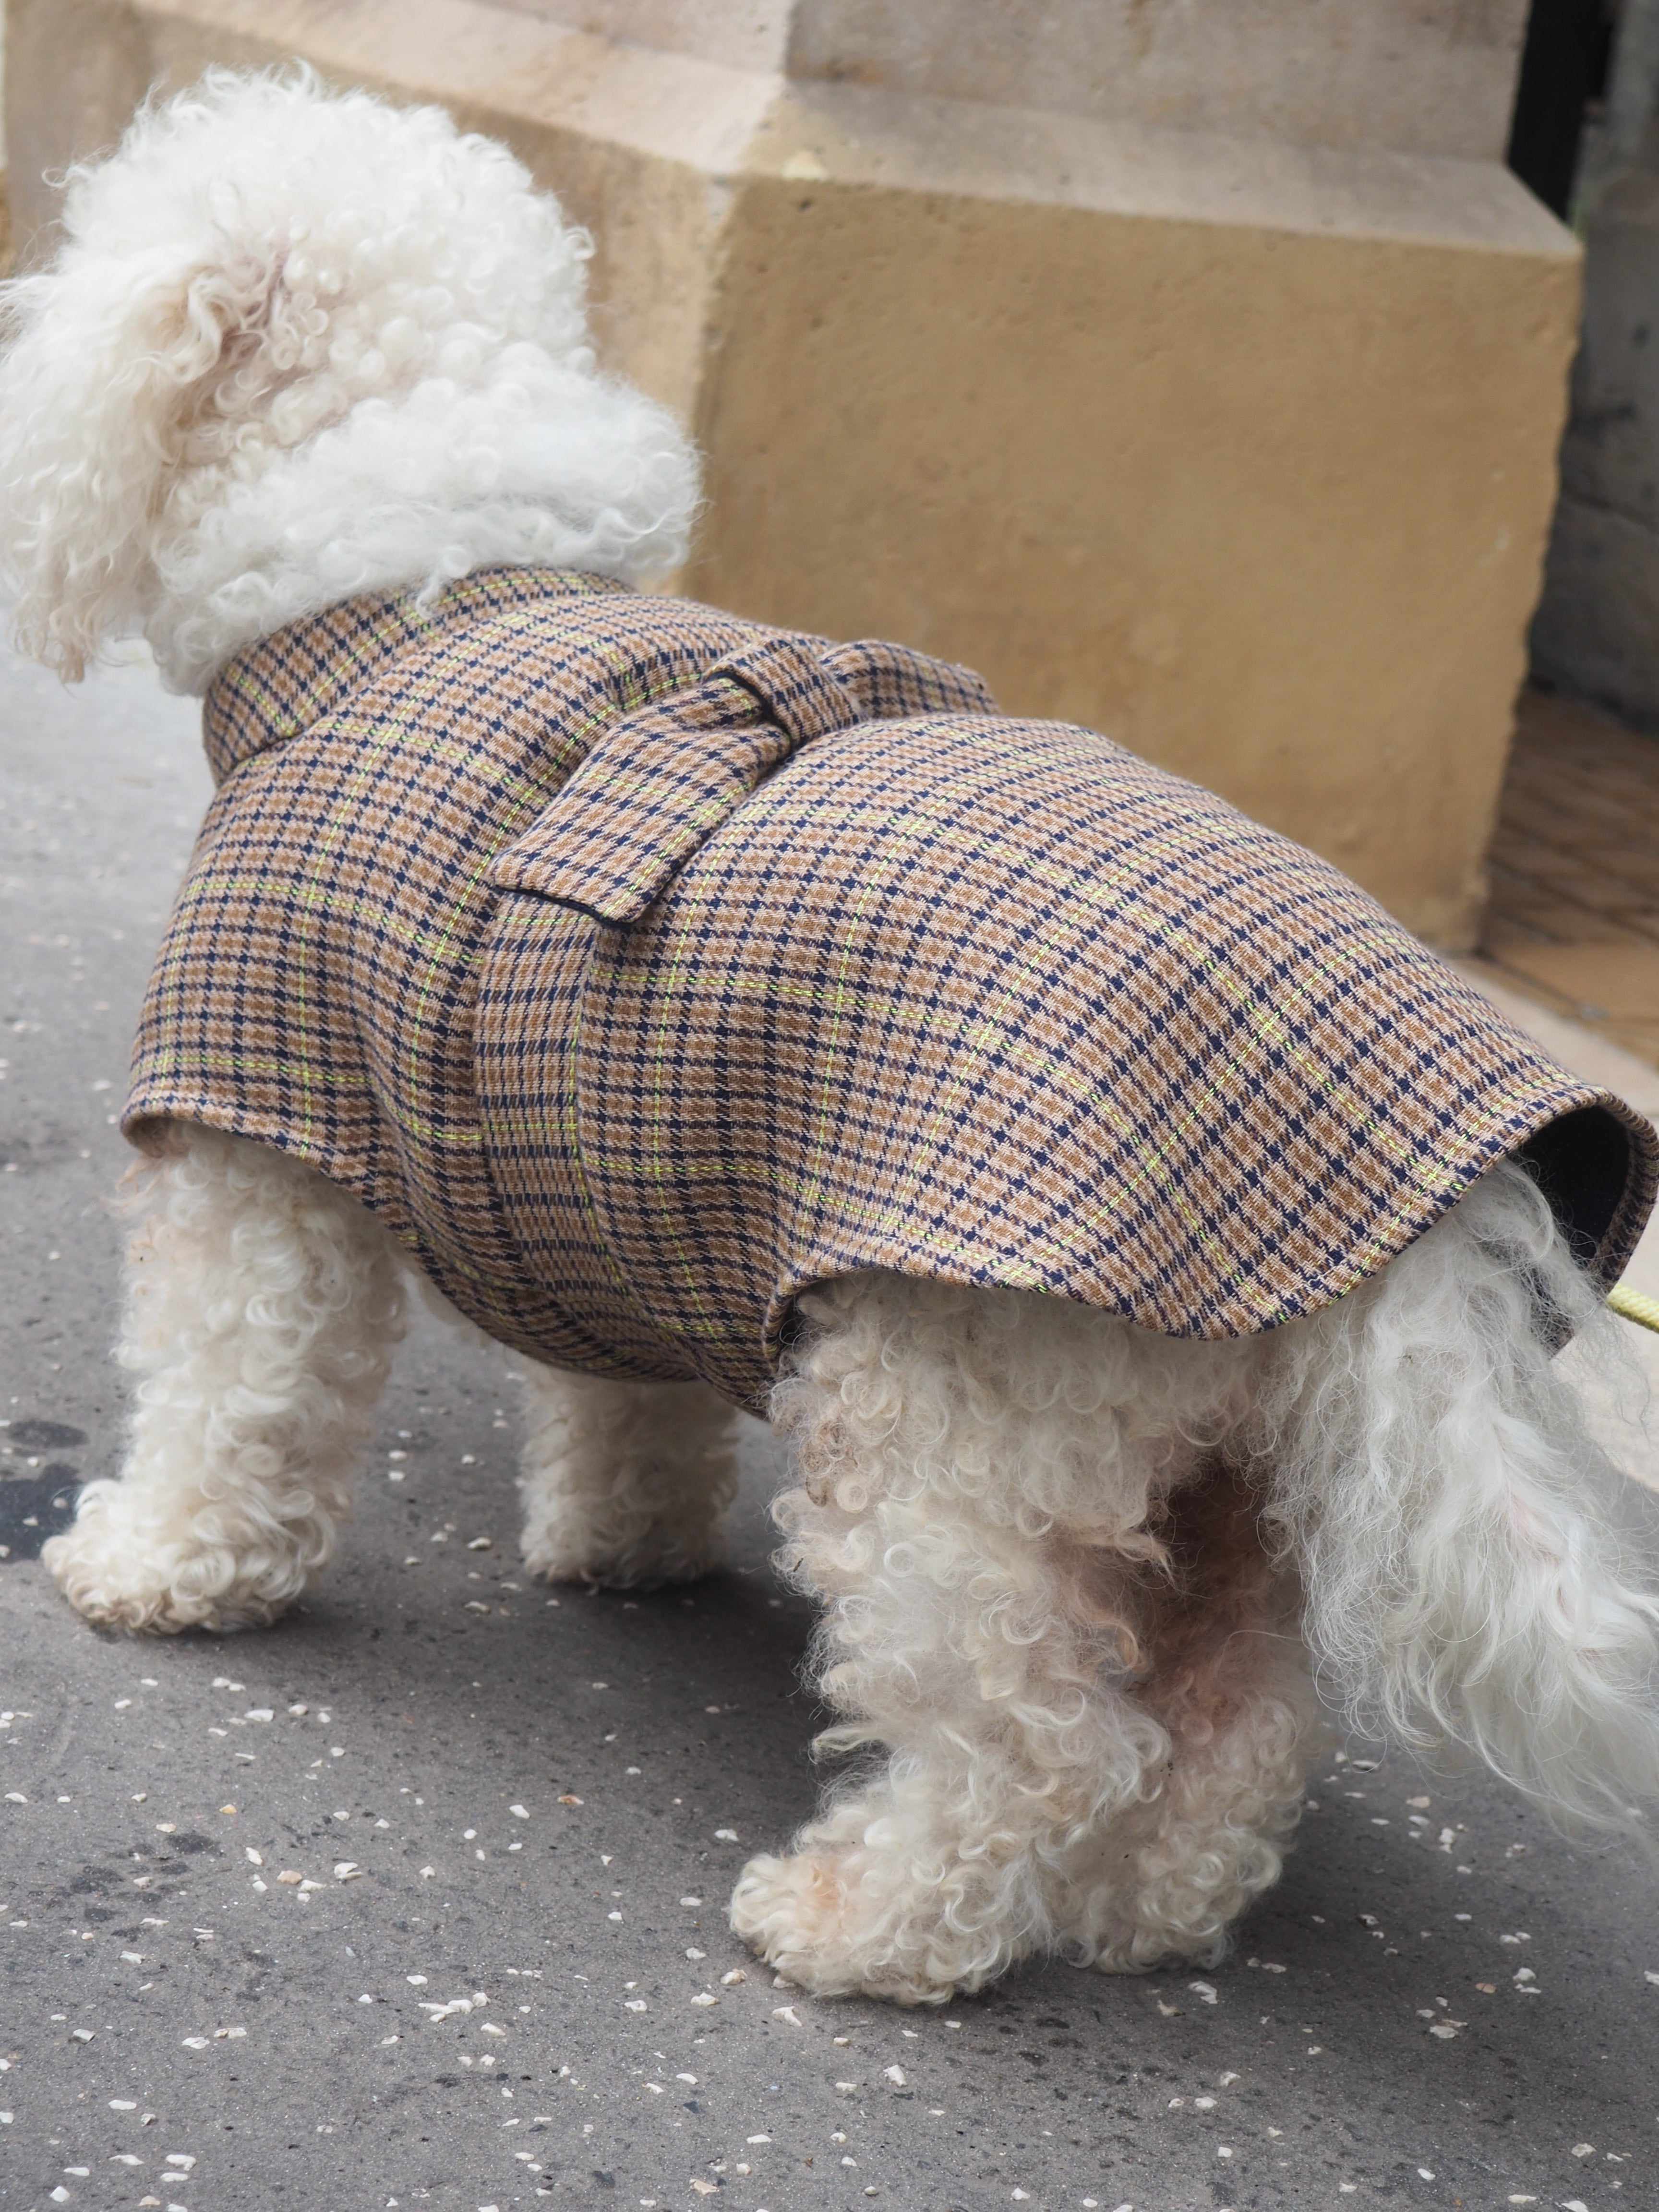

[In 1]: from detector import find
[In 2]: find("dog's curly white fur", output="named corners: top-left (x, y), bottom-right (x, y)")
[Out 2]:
top-left (6, 69), bottom-right (1659, 2007)
top-left (0, 66), bottom-right (696, 690)
top-left (50, 1128), bottom-right (406, 1634)
top-left (736, 1171), bottom-right (1659, 1997)
top-left (518, 1366), bottom-right (739, 1590)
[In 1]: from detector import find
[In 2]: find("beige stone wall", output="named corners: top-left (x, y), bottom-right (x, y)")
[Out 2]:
top-left (4, 0), bottom-right (1579, 947)
top-left (496, 0), bottom-right (1531, 157)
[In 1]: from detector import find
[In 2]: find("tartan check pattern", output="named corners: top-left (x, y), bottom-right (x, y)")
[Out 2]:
top-left (127, 569), bottom-right (1659, 1409)
top-left (128, 568), bottom-right (768, 1357)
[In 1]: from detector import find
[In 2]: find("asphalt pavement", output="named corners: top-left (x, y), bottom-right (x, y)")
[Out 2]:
top-left (2, 648), bottom-right (1658, 2212)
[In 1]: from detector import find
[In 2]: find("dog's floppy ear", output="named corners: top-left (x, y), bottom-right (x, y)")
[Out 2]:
top-left (0, 210), bottom-right (286, 681)
top-left (0, 65), bottom-right (693, 690)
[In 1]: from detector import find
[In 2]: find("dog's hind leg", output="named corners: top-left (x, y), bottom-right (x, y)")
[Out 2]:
top-left (728, 1506), bottom-right (1165, 2001)
top-left (43, 1125), bottom-right (403, 1633)
top-left (1047, 1463), bottom-right (1322, 1974)
top-left (517, 1367), bottom-right (738, 1588)
top-left (729, 1274), bottom-right (1255, 2004)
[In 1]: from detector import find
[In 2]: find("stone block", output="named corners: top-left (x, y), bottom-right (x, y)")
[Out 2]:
top-left (495, 0), bottom-right (1533, 158)
top-left (1529, 134), bottom-right (1659, 734)
top-left (1533, 494), bottom-right (1659, 732)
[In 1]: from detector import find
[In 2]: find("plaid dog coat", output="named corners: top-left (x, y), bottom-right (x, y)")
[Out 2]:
top-left (127, 567), bottom-right (1659, 1408)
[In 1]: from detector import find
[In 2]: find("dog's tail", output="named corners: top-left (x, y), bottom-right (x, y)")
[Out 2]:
top-left (1253, 1158), bottom-right (1659, 1843)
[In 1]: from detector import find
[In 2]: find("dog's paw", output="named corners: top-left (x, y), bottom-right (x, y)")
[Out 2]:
top-left (728, 1852), bottom-right (858, 1995)
top-left (728, 1849), bottom-right (966, 2006)
top-left (43, 1525), bottom-right (245, 1634)
top-left (42, 1484), bottom-right (297, 1634)
top-left (520, 1510), bottom-right (724, 1591)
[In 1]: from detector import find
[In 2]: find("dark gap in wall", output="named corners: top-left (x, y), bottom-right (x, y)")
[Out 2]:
top-left (1508, 0), bottom-right (1618, 215)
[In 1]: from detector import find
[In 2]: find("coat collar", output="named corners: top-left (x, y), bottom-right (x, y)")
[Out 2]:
top-left (199, 566), bottom-right (630, 782)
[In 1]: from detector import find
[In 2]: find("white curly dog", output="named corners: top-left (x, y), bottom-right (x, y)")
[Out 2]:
top-left (3, 70), bottom-right (1658, 2007)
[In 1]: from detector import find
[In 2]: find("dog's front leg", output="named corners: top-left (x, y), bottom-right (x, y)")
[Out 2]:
top-left (517, 1366), bottom-right (737, 1587)
top-left (43, 1126), bottom-right (403, 1633)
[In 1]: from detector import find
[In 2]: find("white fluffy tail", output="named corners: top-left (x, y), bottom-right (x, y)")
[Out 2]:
top-left (1255, 1160), bottom-right (1659, 1840)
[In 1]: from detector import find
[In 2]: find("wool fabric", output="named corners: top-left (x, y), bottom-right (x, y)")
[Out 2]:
top-left (126, 567), bottom-right (1658, 1408)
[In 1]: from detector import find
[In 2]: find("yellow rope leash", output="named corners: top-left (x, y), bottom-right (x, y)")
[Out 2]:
top-left (1611, 1283), bottom-right (1659, 1334)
